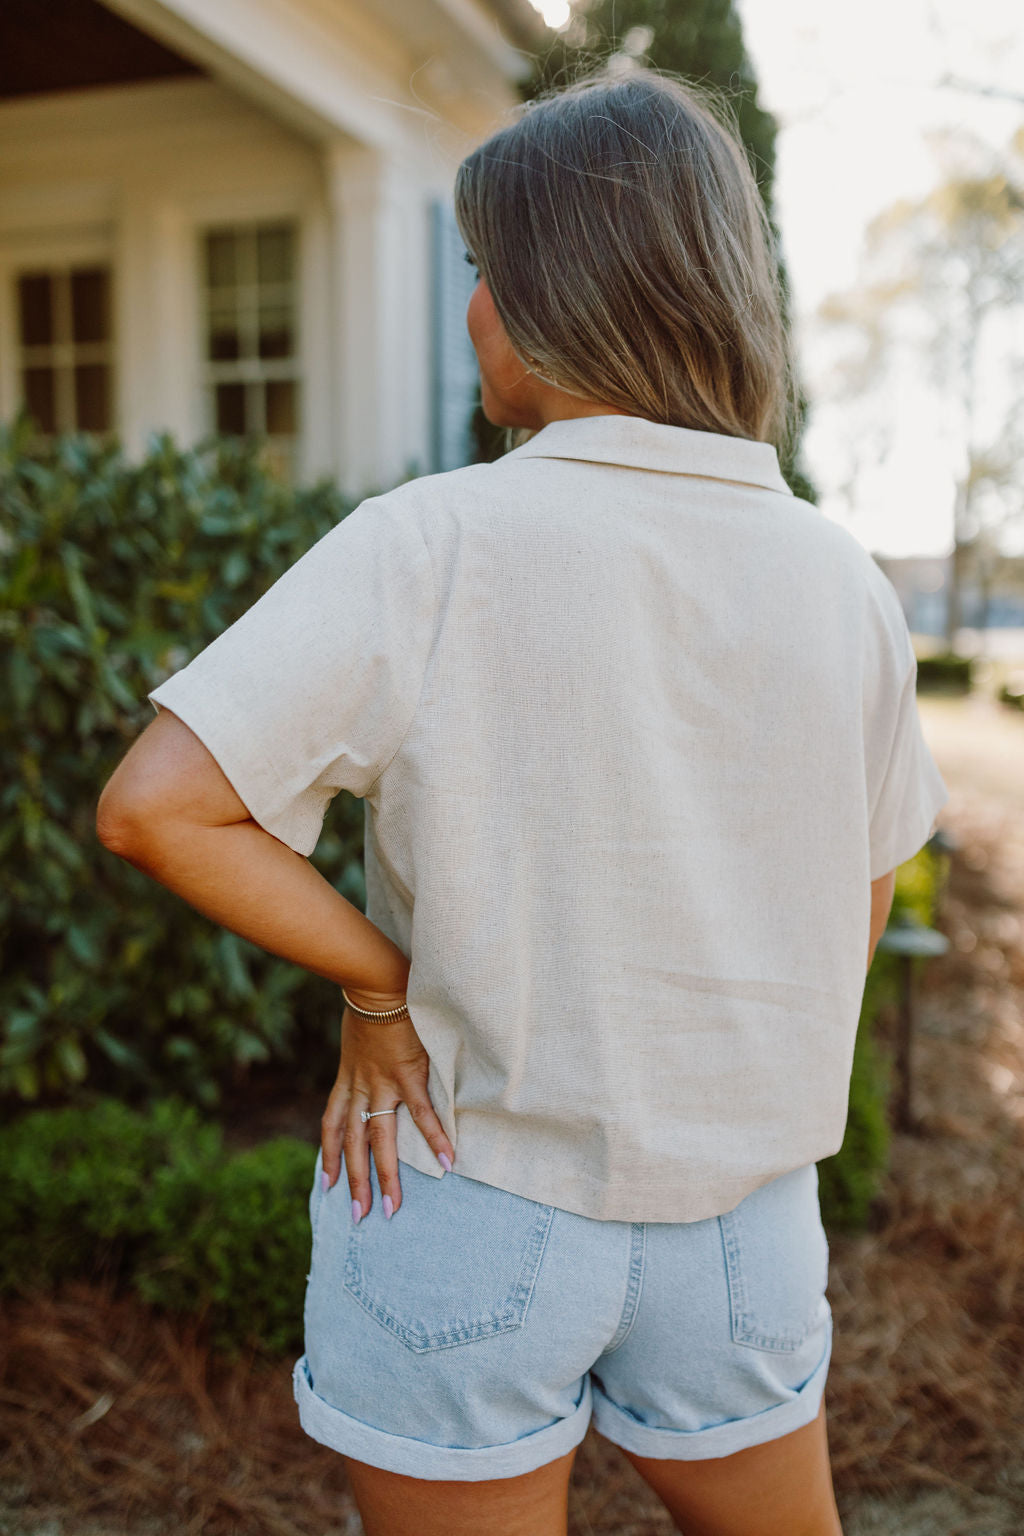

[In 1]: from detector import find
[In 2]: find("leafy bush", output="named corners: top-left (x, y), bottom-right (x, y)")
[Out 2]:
top-left (817, 841), bottom-right (944, 1230)
top-left (0, 1097), bottom-right (222, 1290)
top-left (817, 963), bottom-right (897, 1232)
top-left (888, 839), bottom-right (947, 927)
top-left (1, 422), bottom-right (371, 1107)
top-left (915, 652), bottom-right (973, 692)
top-left (0, 1097), bottom-right (314, 1356)
top-left (135, 1137), bottom-right (314, 1356)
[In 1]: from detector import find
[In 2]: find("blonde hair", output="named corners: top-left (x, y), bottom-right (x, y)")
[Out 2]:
top-left (454, 65), bottom-right (799, 455)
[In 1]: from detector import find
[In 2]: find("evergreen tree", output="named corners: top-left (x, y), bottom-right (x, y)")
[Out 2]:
top-left (531, 0), bottom-right (778, 211)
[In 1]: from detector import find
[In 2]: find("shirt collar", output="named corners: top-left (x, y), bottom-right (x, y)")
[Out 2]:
top-left (499, 414), bottom-right (793, 496)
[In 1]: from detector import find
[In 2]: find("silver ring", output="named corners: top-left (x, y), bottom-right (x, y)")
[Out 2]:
top-left (360, 1108), bottom-right (398, 1123)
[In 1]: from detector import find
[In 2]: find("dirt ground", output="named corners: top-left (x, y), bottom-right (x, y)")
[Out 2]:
top-left (1, 690), bottom-right (1022, 1535)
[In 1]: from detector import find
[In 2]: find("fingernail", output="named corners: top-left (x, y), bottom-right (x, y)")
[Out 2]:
top-left (382, 1194), bottom-right (394, 1220)
top-left (351, 1199), bottom-right (362, 1225)
top-left (438, 1152), bottom-right (452, 1172)
top-left (322, 1171), bottom-right (330, 1192)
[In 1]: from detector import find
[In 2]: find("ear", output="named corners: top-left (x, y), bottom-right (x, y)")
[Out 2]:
top-left (96, 705), bottom-right (253, 848)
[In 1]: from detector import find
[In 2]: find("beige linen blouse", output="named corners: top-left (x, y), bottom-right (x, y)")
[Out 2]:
top-left (148, 414), bottom-right (949, 1223)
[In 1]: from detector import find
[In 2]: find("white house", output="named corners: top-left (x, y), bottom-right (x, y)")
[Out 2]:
top-left (0, 0), bottom-right (549, 495)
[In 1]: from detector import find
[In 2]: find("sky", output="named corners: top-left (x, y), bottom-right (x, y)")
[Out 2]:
top-left (733, 0), bottom-right (1024, 559)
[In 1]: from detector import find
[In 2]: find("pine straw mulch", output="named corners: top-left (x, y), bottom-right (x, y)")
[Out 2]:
top-left (3, 761), bottom-right (1024, 1533)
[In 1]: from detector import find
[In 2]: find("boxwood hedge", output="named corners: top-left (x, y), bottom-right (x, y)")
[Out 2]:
top-left (0, 1097), bottom-right (313, 1356)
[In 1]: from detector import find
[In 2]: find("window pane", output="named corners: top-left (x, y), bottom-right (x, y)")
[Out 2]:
top-left (265, 379), bottom-right (296, 435)
top-left (258, 305), bottom-right (293, 359)
top-left (74, 364), bottom-right (110, 431)
top-left (19, 275), bottom-right (53, 346)
top-left (71, 268), bottom-right (110, 344)
top-left (257, 226), bottom-right (293, 283)
top-left (23, 368), bottom-right (57, 432)
top-left (207, 303), bottom-right (242, 361)
top-left (206, 232), bottom-right (237, 288)
top-left (215, 382), bottom-right (247, 435)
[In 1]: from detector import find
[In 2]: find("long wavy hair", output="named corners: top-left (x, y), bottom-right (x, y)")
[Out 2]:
top-left (454, 65), bottom-right (798, 455)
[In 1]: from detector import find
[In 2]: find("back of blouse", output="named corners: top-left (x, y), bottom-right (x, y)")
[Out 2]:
top-left (149, 414), bottom-right (949, 1222)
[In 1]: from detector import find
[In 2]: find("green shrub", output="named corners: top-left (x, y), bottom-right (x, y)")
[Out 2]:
top-left (997, 675), bottom-right (1024, 711)
top-left (136, 1137), bottom-right (314, 1356)
top-left (817, 963), bottom-right (897, 1231)
top-left (0, 1098), bottom-right (314, 1356)
top-left (887, 842), bottom-right (944, 928)
top-left (0, 1097), bottom-right (222, 1289)
top-left (817, 842), bottom-right (944, 1230)
top-left (1, 421), bottom-right (371, 1108)
top-left (915, 652), bottom-right (972, 692)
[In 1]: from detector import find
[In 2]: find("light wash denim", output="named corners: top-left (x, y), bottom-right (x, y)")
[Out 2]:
top-left (293, 1150), bottom-right (832, 1482)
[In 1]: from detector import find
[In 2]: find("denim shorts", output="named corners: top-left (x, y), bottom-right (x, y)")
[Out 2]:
top-left (293, 1151), bottom-right (832, 1482)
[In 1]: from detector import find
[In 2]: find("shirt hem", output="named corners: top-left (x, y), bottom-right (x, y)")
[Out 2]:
top-left (395, 1133), bottom-right (833, 1225)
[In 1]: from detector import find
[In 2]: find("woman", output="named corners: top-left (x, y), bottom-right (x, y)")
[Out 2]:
top-left (97, 67), bottom-right (948, 1536)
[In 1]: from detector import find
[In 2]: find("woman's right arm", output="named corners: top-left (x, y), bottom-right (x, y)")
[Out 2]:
top-left (868, 869), bottom-right (897, 971)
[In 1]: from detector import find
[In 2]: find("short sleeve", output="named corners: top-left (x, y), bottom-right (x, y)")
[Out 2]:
top-left (867, 628), bottom-right (950, 881)
top-left (146, 492), bottom-right (435, 856)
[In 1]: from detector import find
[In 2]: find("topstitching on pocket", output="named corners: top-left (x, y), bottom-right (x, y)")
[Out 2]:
top-left (344, 1167), bottom-right (556, 1353)
top-left (717, 1164), bottom-right (830, 1354)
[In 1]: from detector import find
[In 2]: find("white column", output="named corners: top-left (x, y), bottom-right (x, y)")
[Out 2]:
top-left (115, 183), bottom-right (195, 455)
top-left (324, 141), bottom-right (428, 500)
top-left (297, 198), bottom-right (333, 483)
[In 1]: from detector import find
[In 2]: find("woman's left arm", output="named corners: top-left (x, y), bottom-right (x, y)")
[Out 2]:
top-left (96, 705), bottom-right (454, 1219)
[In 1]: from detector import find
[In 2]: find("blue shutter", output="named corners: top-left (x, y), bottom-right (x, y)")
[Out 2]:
top-left (430, 199), bottom-right (481, 472)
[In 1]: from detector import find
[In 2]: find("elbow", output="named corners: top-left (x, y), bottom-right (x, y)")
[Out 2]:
top-left (95, 781), bottom-right (144, 858)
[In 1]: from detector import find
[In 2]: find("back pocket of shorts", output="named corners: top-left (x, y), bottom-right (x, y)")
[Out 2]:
top-left (717, 1164), bottom-right (830, 1353)
top-left (344, 1166), bottom-right (555, 1353)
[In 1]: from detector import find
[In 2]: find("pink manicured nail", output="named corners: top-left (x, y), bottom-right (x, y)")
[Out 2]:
top-left (382, 1194), bottom-right (394, 1220)
top-left (322, 1171), bottom-right (330, 1192)
top-left (438, 1152), bottom-right (453, 1172)
top-left (351, 1199), bottom-right (362, 1225)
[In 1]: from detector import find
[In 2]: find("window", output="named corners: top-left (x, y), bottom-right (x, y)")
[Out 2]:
top-left (16, 265), bottom-right (114, 435)
top-left (201, 223), bottom-right (299, 469)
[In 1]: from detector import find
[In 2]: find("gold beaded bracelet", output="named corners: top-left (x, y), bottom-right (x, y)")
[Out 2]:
top-left (341, 986), bottom-right (411, 1024)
